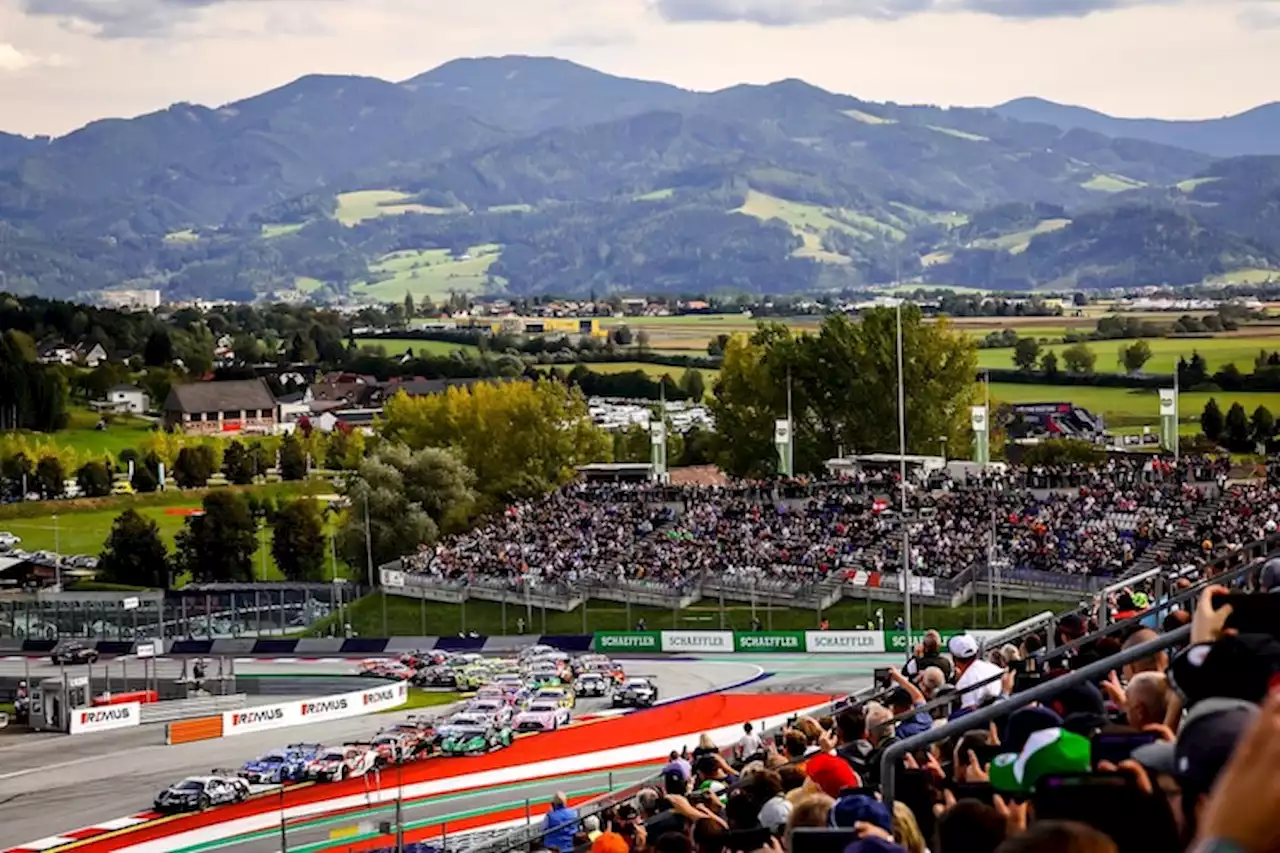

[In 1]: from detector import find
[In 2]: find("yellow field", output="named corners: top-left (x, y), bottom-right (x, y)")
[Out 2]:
top-left (335, 190), bottom-right (463, 226)
top-left (353, 245), bottom-right (502, 300)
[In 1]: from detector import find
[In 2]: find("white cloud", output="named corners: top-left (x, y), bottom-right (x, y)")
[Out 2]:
top-left (0, 42), bottom-right (35, 71)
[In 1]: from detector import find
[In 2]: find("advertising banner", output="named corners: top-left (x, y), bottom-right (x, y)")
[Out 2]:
top-left (222, 681), bottom-right (408, 737)
top-left (971, 405), bottom-right (990, 466)
top-left (775, 419), bottom-right (793, 477)
top-left (70, 701), bottom-right (141, 735)
top-left (660, 631), bottom-right (734, 653)
top-left (594, 632), bottom-right (661, 653)
top-left (884, 630), bottom-right (962, 652)
top-left (804, 631), bottom-right (885, 653)
top-left (733, 631), bottom-right (805, 652)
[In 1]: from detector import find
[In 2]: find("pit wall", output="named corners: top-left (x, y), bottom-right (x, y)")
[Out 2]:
top-left (3, 630), bottom-right (1005, 657)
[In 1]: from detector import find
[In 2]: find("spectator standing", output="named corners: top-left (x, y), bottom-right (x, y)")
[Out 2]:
top-left (906, 630), bottom-right (955, 682)
top-left (541, 792), bottom-right (578, 852)
top-left (950, 635), bottom-right (1005, 710)
top-left (736, 722), bottom-right (762, 763)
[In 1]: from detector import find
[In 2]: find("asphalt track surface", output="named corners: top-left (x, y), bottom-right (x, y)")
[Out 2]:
top-left (0, 653), bottom-right (901, 850)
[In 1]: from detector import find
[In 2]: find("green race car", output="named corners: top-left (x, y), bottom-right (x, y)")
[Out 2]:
top-left (439, 724), bottom-right (513, 756)
top-left (457, 666), bottom-right (491, 691)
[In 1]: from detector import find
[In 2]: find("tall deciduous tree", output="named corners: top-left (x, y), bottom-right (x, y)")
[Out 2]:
top-left (1120, 340), bottom-right (1154, 374)
top-left (222, 441), bottom-right (256, 485)
top-left (173, 445), bottom-right (215, 488)
top-left (35, 456), bottom-right (65, 499)
top-left (76, 460), bottom-right (112, 498)
top-left (678, 368), bottom-right (706, 402)
top-left (1225, 402), bottom-right (1251, 452)
top-left (278, 432), bottom-right (307, 481)
top-left (272, 499), bottom-right (327, 582)
top-left (381, 379), bottom-right (609, 503)
top-left (709, 309), bottom-right (977, 478)
top-left (1062, 343), bottom-right (1097, 376)
top-left (99, 510), bottom-right (169, 588)
top-left (1252, 405), bottom-right (1276, 446)
top-left (173, 492), bottom-right (258, 583)
top-left (1012, 338), bottom-right (1041, 372)
top-left (1040, 351), bottom-right (1060, 376)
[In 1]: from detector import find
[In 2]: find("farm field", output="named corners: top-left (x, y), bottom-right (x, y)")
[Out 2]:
top-left (976, 334), bottom-right (1280, 374)
top-left (353, 245), bottom-right (501, 301)
top-left (334, 190), bottom-right (462, 226)
top-left (539, 361), bottom-right (718, 381)
top-left (355, 338), bottom-right (481, 357)
top-left (987, 382), bottom-right (1280, 428)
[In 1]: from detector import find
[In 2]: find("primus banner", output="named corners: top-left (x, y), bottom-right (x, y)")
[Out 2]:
top-left (222, 681), bottom-right (408, 736)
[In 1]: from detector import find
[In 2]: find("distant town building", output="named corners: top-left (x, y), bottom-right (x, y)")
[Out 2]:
top-left (94, 384), bottom-right (150, 415)
top-left (98, 289), bottom-right (162, 311)
top-left (163, 379), bottom-right (278, 435)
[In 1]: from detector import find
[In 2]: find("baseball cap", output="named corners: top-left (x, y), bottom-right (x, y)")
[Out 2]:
top-left (829, 794), bottom-right (893, 831)
top-left (988, 727), bottom-right (1092, 794)
top-left (1002, 706), bottom-right (1065, 753)
top-left (806, 753), bottom-right (860, 798)
top-left (1169, 634), bottom-right (1280, 705)
top-left (758, 796), bottom-right (792, 832)
top-left (948, 634), bottom-right (979, 661)
top-left (1132, 697), bottom-right (1258, 792)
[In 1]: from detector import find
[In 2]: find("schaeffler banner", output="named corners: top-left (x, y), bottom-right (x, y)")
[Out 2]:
top-left (595, 632), bottom-right (661, 652)
top-left (661, 631), bottom-right (734, 653)
top-left (733, 631), bottom-right (805, 652)
top-left (804, 631), bottom-right (886, 653)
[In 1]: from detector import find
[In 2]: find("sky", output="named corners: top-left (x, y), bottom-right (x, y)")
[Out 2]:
top-left (1, 0), bottom-right (1279, 137)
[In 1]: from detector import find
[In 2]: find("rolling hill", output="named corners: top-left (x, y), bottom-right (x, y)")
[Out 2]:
top-left (0, 55), bottom-right (1277, 299)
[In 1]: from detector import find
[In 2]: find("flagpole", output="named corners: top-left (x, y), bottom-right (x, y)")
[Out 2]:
top-left (786, 368), bottom-right (794, 476)
top-left (897, 302), bottom-right (911, 641)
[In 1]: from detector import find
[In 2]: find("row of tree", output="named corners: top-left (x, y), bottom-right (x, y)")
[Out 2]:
top-left (1200, 398), bottom-right (1280, 453)
top-left (1011, 338), bottom-right (1153, 376)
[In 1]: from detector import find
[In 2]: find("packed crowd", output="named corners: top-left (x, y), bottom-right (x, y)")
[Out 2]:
top-left (401, 457), bottom-right (1246, 592)
top-left (522, 562), bottom-right (1280, 853)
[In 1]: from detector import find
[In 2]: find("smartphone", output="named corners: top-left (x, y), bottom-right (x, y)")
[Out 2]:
top-left (789, 828), bottom-right (855, 853)
top-left (893, 768), bottom-right (938, 843)
top-left (966, 743), bottom-right (1003, 768)
top-left (1090, 732), bottom-right (1160, 767)
top-left (725, 827), bottom-right (773, 851)
top-left (773, 732), bottom-right (786, 749)
top-left (1212, 592), bottom-right (1280, 637)
top-left (1033, 773), bottom-right (1178, 853)
top-left (873, 667), bottom-right (891, 687)
top-left (950, 782), bottom-right (997, 805)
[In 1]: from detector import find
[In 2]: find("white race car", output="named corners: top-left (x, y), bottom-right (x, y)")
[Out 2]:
top-left (306, 744), bottom-right (379, 781)
top-left (574, 672), bottom-right (611, 697)
top-left (154, 773), bottom-right (250, 813)
top-left (612, 677), bottom-right (659, 708)
top-left (512, 699), bottom-right (571, 732)
top-left (464, 697), bottom-right (514, 726)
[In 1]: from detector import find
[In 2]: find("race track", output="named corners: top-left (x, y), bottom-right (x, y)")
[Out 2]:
top-left (0, 657), bottom-right (770, 848)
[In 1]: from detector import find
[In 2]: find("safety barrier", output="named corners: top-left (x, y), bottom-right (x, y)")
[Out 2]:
top-left (592, 629), bottom-right (1003, 654)
top-left (167, 715), bottom-right (224, 744)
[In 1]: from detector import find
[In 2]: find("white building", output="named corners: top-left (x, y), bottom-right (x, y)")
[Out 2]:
top-left (97, 385), bottom-right (150, 414)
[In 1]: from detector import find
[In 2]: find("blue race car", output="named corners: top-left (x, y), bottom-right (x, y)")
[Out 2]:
top-left (239, 743), bottom-right (323, 784)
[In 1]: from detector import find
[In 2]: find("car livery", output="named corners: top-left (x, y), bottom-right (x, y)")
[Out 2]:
top-left (439, 723), bottom-right (513, 755)
top-left (238, 744), bottom-right (322, 783)
top-left (464, 697), bottom-right (514, 725)
top-left (51, 642), bottom-right (99, 665)
top-left (585, 659), bottom-right (626, 684)
top-left (512, 699), bottom-right (571, 732)
top-left (413, 665), bottom-right (458, 688)
top-left (574, 672), bottom-right (611, 697)
top-left (154, 773), bottom-right (250, 813)
top-left (456, 665), bottom-right (490, 691)
top-left (612, 678), bottom-right (659, 708)
top-left (534, 686), bottom-right (575, 709)
top-left (306, 744), bottom-right (378, 781)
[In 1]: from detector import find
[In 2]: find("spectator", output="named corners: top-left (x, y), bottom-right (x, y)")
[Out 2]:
top-left (1121, 629), bottom-right (1169, 679)
top-left (935, 801), bottom-right (1007, 853)
top-left (892, 801), bottom-right (928, 853)
top-left (806, 752), bottom-right (860, 797)
top-left (664, 750), bottom-right (692, 789)
top-left (887, 667), bottom-right (932, 738)
top-left (541, 793), bottom-right (578, 853)
top-left (1123, 672), bottom-right (1170, 731)
top-left (994, 821), bottom-right (1119, 853)
top-left (736, 722), bottom-right (762, 764)
top-left (591, 833), bottom-right (628, 853)
top-left (949, 635), bottom-right (1006, 709)
top-left (786, 792), bottom-right (835, 834)
top-left (906, 630), bottom-right (955, 681)
top-left (862, 704), bottom-right (898, 787)
top-left (917, 666), bottom-right (947, 702)
top-left (582, 815), bottom-right (602, 843)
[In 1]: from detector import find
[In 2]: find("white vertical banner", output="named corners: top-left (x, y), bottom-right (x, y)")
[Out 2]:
top-left (650, 421), bottom-right (667, 475)
top-left (1159, 389), bottom-right (1177, 451)
top-left (775, 419), bottom-right (793, 477)
top-left (971, 405), bottom-right (989, 466)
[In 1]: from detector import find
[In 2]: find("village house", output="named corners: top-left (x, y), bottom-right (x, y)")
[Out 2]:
top-left (162, 379), bottom-right (279, 435)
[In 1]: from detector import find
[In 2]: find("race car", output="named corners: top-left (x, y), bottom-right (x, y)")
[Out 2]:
top-left (154, 773), bottom-right (250, 813)
top-left (358, 659), bottom-right (414, 680)
top-left (474, 685), bottom-right (512, 704)
top-left (238, 743), bottom-right (322, 784)
top-left (306, 744), bottom-right (379, 781)
top-left (448, 653), bottom-right (484, 669)
top-left (456, 665), bottom-right (490, 691)
top-left (413, 665), bottom-right (459, 688)
top-left (435, 712), bottom-right (490, 743)
top-left (612, 678), bottom-right (659, 708)
top-left (533, 686), bottom-right (575, 710)
top-left (439, 723), bottom-right (513, 755)
top-left (51, 642), bottom-right (99, 665)
top-left (573, 672), bottom-right (611, 698)
top-left (518, 644), bottom-right (557, 662)
top-left (464, 697), bottom-right (514, 725)
top-left (512, 698), bottom-right (571, 732)
top-left (584, 658), bottom-right (626, 684)
top-left (374, 719), bottom-right (436, 760)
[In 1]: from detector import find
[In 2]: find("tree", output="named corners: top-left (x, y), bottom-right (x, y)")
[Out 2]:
top-left (76, 461), bottom-right (112, 498)
top-left (340, 445), bottom-right (478, 570)
top-left (272, 499), bottom-right (327, 582)
top-left (287, 332), bottom-right (319, 364)
top-left (1120, 340), bottom-right (1153, 374)
top-left (222, 441), bottom-right (256, 485)
top-left (1062, 343), bottom-right (1097, 376)
top-left (1040, 351), bottom-right (1060, 376)
top-left (232, 335), bottom-right (265, 365)
top-left (404, 292), bottom-right (415, 319)
top-left (173, 445), bottom-right (215, 489)
top-left (1225, 402), bottom-right (1251, 452)
top-left (99, 510), bottom-right (169, 588)
top-left (1012, 338), bottom-right (1041, 372)
top-left (173, 492), bottom-right (258, 583)
top-left (1252, 405), bottom-right (1276, 446)
top-left (2, 452), bottom-right (34, 491)
top-left (1201, 398), bottom-right (1225, 442)
top-left (707, 334), bottom-right (730, 357)
top-left (635, 330), bottom-right (651, 353)
top-left (611, 325), bottom-right (633, 347)
top-left (131, 462), bottom-right (158, 493)
top-left (678, 368), bottom-right (706, 402)
top-left (278, 432), bottom-right (308, 481)
top-left (144, 330), bottom-right (173, 367)
top-left (35, 456), bottom-right (66, 499)
top-left (709, 309), bottom-right (977, 477)
top-left (382, 380), bottom-right (609, 504)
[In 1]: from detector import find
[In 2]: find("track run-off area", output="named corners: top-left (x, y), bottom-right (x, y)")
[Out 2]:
top-left (0, 653), bottom-right (897, 852)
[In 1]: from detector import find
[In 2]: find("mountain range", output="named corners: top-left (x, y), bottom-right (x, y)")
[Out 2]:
top-left (1, 56), bottom-right (1278, 301)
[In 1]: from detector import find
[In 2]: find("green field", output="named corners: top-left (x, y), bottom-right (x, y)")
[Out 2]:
top-left (316, 591), bottom-right (1059, 637)
top-left (927, 125), bottom-right (989, 142)
top-left (987, 382), bottom-right (1280, 427)
top-left (0, 486), bottom-right (354, 580)
top-left (842, 109), bottom-right (897, 125)
top-left (970, 219), bottom-right (1070, 254)
top-left (1, 408), bottom-right (156, 464)
top-left (977, 335), bottom-right (1280, 374)
top-left (354, 245), bottom-right (501, 300)
top-left (1082, 173), bottom-right (1147, 193)
top-left (567, 361), bottom-right (718, 380)
top-left (334, 190), bottom-right (462, 226)
top-left (355, 338), bottom-right (481, 357)
top-left (733, 190), bottom-right (905, 262)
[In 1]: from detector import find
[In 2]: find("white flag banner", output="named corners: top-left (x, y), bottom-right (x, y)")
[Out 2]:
top-left (1159, 389), bottom-right (1176, 416)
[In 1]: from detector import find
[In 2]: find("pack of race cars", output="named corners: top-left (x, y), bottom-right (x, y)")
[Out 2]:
top-left (155, 647), bottom-right (660, 813)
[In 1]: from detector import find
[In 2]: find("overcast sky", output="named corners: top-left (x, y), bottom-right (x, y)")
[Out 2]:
top-left (2, 0), bottom-right (1278, 137)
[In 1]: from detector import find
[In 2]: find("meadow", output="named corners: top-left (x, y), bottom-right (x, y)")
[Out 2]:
top-left (333, 190), bottom-right (462, 226)
top-left (355, 338), bottom-right (481, 357)
top-left (986, 382), bottom-right (1280, 428)
top-left (352, 245), bottom-right (502, 301)
top-left (976, 334), bottom-right (1280, 374)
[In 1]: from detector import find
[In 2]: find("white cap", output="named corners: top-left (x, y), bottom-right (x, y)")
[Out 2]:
top-left (583, 815), bottom-right (600, 832)
top-left (947, 634), bottom-right (979, 660)
top-left (758, 797), bottom-right (792, 831)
